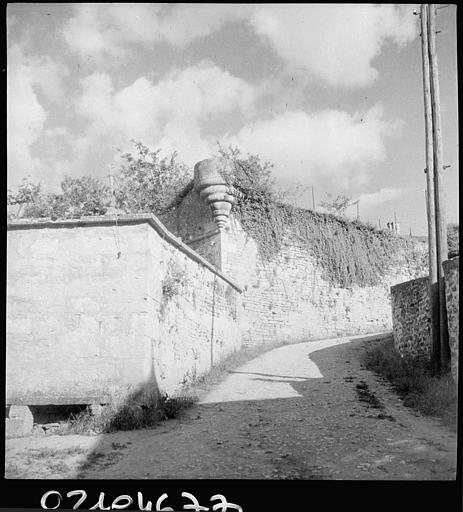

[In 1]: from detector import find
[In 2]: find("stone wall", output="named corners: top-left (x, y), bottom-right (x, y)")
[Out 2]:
top-left (165, 189), bottom-right (428, 347)
top-left (443, 257), bottom-right (459, 382)
top-left (161, 189), bottom-right (222, 269)
top-left (6, 185), bottom-right (435, 415)
top-left (221, 216), bottom-right (428, 346)
top-left (390, 277), bottom-right (431, 359)
top-left (6, 215), bottom-right (241, 407)
top-left (390, 257), bottom-right (459, 383)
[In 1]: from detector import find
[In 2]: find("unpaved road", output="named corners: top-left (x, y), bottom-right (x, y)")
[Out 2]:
top-left (5, 333), bottom-right (457, 480)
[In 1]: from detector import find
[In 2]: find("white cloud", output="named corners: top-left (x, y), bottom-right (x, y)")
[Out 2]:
top-left (7, 46), bottom-right (46, 186)
top-left (61, 61), bottom-right (258, 178)
top-left (222, 103), bottom-right (401, 190)
top-left (63, 4), bottom-right (247, 60)
top-left (249, 4), bottom-right (417, 87)
top-left (7, 44), bottom-right (71, 188)
top-left (9, 4), bottom-right (414, 192)
top-left (357, 186), bottom-right (409, 210)
top-left (63, 4), bottom-right (416, 87)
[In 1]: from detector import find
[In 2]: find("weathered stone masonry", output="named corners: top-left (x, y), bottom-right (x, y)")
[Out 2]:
top-left (162, 180), bottom-right (428, 348)
top-left (390, 256), bottom-right (459, 383)
top-left (390, 277), bottom-right (431, 359)
top-left (444, 257), bottom-right (459, 382)
top-left (221, 221), bottom-right (427, 347)
top-left (7, 215), bottom-right (241, 414)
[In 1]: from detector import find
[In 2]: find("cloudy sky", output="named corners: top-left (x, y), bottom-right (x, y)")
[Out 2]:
top-left (7, 3), bottom-right (458, 235)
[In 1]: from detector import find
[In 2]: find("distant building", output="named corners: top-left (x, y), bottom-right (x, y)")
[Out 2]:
top-left (387, 221), bottom-right (400, 234)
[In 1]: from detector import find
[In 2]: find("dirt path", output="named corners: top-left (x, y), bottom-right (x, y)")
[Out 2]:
top-left (5, 333), bottom-right (457, 480)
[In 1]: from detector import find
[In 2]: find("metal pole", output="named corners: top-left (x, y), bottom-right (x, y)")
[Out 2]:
top-left (428, 3), bottom-right (450, 372)
top-left (312, 186), bottom-right (316, 211)
top-left (421, 4), bottom-right (440, 373)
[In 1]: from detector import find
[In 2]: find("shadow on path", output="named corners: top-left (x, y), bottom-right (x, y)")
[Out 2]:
top-left (5, 332), bottom-right (457, 481)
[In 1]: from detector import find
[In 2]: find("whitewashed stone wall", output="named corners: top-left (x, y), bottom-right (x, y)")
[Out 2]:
top-left (7, 215), bottom-right (241, 407)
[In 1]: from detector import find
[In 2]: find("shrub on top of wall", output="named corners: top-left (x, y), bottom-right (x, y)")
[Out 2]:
top-left (218, 146), bottom-right (427, 289)
top-left (240, 200), bottom-right (426, 288)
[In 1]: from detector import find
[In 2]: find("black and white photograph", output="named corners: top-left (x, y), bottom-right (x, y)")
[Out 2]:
top-left (4, 3), bottom-right (460, 510)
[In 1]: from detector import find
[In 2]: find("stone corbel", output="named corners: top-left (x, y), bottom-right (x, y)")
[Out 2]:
top-left (194, 158), bottom-right (236, 230)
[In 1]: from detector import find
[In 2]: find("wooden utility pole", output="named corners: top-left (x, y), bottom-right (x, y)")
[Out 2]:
top-left (107, 165), bottom-right (119, 210)
top-left (428, 4), bottom-right (450, 372)
top-left (420, 4), bottom-right (440, 372)
top-left (312, 186), bottom-right (316, 211)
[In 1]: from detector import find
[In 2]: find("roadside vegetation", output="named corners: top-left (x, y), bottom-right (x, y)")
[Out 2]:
top-left (8, 141), bottom-right (440, 289)
top-left (64, 394), bottom-right (196, 435)
top-left (363, 336), bottom-right (457, 431)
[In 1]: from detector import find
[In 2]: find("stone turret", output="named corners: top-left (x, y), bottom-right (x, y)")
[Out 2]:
top-left (194, 158), bottom-right (236, 230)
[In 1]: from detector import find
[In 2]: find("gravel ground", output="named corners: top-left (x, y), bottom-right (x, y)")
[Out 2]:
top-left (5, 333), bottom-right (457, 480)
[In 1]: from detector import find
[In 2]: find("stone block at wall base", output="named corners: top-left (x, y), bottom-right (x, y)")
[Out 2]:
top-left (6, 405), bottom-right (34, 438)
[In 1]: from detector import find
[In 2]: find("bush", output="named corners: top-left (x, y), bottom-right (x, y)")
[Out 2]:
top-left (115, 141), bottom-right (191, 215)
top-left (7, 175), bottom-right (111, 219)
top-left (66, 393), bottom-right (196, 435)
top-left (7, 141), bottom-right (191, 220)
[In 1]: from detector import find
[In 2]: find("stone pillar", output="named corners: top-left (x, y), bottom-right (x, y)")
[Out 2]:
top-left (194, 159), bottom-right (236, 230)
top-left (6, 405), bottom-right (34, 437)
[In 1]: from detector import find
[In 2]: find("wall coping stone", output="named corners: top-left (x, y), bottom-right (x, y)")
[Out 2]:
top-left (7, 214), bottom-right (243, 292)
top-left (443, 256), bottom-right (459, 272)
top-left (390, 275), bottom-right (429, 294)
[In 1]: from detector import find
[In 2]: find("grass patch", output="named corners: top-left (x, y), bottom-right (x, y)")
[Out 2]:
top-left (65, 393), bottom-right (197, 435)
top-left (46, 461), bottom-right (70, 473)
top-left (363, 337), bottom-right (457, 430)
top-left (26, 446), bottom-right (87, 458)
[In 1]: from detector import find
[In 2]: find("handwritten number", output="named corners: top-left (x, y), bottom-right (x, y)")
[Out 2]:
top-left (181, 492), bottom-right (209, 511)
top-left (138, 492), bottom-right (153, 511)
top-left (40, 490), bottom-right (242, 512)
top-left (210, 494), bottom-right (243, 512)
top-left (89, 492), bottom-right (110, 510)
top-left (40, 491), bottom-right (62, 509)
top-left (67, 490), bottom-right (87, 510)
top-left (156, 493), bottom-right (174, 512)
top-left (112, 495), bottom-right (133, 510)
